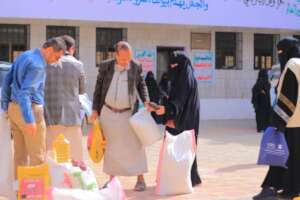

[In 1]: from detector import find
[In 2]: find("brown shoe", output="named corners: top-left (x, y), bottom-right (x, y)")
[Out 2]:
top-left (134, 180), bottom-right (146, 192)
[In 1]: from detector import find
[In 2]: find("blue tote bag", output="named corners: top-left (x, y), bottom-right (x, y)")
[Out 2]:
top-left (257, 127), bottom-right (289, 168)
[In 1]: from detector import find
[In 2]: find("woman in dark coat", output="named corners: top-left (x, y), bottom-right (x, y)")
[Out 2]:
top-left (154, 51), bottom-right (201, 186)
top-left (253, 38), bottom-right (300, 200)
top-left (251, 69), bottom-right (271, 132)
top-left (145, 71), bottom-right (162, 104)
top-left (159, 72), bottom-right (170, 96)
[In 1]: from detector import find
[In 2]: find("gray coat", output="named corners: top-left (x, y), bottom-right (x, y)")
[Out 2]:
top-left (44, 55), bottom-right (86, 126)
top-left (92, 59), bottom-right (149, 115)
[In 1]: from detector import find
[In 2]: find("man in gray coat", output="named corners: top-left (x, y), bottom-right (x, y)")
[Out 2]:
top-left (92, 41), bottom-right (151, 191)
top-left (44, 35), bottom-right (86, 160)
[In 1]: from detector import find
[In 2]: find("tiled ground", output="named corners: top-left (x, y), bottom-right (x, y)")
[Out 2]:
top-left (84, 119), bottom-right (268, 200)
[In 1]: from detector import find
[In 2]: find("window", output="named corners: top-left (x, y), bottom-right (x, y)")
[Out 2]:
top-left (294, 35), bottom-right (300, 41)
top-left (46, 25), bottom-right (80, 58)
top-left (191, 33), bottom-right (211, 50)
top-left (0, 24), bottom-right (30, 62)
top-left (215, 32), bottom-right (242, 70)
top-left (254, 34), bottom-right (277, 70)
top-left (96, 28), bottom-right (127, 67)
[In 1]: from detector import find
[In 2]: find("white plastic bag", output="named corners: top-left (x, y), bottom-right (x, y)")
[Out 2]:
top-left (129, 108), bottom-right (163, 147)
top-left (52, 178), bottom-right (127, 200)
top-left (156, 130), bottom-right (196, 195)
top-left (47, 159), bottom-right (98, 190)
top-left (0, 106), bottom-right (15, 200)
top-left (79, 93), bottom-right (92, 117)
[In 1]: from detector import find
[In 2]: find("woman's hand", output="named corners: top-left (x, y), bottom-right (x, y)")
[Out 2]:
top-left (166, 120), bottom-right (175, 128)
top-left (155, 106), bottom-right (166, 115)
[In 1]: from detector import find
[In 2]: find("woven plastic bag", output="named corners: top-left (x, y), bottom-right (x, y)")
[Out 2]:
top-left (156, 130), bottom-right (196, 195)
top-left (129, 108), bottom-right (163, 147)
top-left (87, 121), bottom-right (106, 163)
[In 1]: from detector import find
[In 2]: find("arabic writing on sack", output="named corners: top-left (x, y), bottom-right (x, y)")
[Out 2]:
top-left (107, 0), bottom-right (209, 11)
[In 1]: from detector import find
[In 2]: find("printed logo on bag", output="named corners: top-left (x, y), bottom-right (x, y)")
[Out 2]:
top-left (265, 142), bottom-right (286, 156)
top-left (267, 143), bottom-right (275, 149)
top-left (20, 179), bottom-right (44, 199)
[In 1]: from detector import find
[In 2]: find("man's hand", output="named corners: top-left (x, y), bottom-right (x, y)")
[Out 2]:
top-left (155, 105), bottom-right (166, 116)
top-left (145, 102), bottom-right (156, 112)
top-left (25, 123), bottom-right (37, 136)
top-left (90, 110), bottom-right (99, 122)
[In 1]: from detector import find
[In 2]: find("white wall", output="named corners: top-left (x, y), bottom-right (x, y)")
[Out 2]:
top-left (1, 18), bottom-right (299, 119)
top-left (200, 99), bottom-right (255, 120)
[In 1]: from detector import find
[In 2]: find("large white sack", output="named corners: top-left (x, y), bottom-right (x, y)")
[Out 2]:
top-left (156, 130), bottom-right (196, 196)
top-left (52, 178), bottom-right (127, 200)
top-left (129, 108), bottom-right (163, 147)
top-left (0, 100), bottom-right (15, 200)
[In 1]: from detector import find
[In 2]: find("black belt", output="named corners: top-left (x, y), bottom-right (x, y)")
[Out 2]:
top-left (104, 103), bottom-right (131, 113)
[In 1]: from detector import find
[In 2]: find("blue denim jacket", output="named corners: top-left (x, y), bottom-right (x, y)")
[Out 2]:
top-left (1, 49), bottom-right (46, 123)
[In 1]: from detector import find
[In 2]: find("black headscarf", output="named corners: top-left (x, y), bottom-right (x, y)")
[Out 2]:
top-left (168, 51), bottom-right (193, 89)
top-left (277, 37), bottom-right (300, 72)
top-left (257, 69), bottom-right (269, 86)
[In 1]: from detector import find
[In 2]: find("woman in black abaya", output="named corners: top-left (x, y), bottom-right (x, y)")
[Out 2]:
top-left (159, 72), bottom-right (170, 96)
top-left (251, 69), bottom-right (271, 132)
top-left (253, 38), bottom-right (300, 200)
top-left (155, 51), bottom-right (201, 186)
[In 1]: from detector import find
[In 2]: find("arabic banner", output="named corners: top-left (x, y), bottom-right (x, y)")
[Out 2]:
top-left (192, 50), bottom-right (215, 83)
top-left (0, 0), bottom-right (299, 29)
top-left (134, 49), bottom-right (156, 75)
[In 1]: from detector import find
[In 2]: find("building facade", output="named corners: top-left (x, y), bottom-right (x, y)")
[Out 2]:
top-left (1, 0), bottom-right (300, 119)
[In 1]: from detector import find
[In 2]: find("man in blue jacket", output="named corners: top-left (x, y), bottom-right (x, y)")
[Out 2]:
top-left (1, 37), bottom-right (66, 177)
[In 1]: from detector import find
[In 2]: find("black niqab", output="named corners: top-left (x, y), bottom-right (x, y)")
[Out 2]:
top-left (168, 51), bottom-right (192, 87)
top-left (277, 37), bottom-right (300, 72)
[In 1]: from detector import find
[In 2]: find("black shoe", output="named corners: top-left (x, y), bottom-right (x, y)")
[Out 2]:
top-left (277, 190), bottom-right (299, 200)
top-left (253, 187), bottom-right (278, 200)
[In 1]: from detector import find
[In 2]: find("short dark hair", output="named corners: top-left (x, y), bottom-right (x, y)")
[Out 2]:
top-left (61, 35), bottom-right (75, 51)
top-left (42, 37), bottom-right (66, 52)
top-left (114, 41), bottom-right (132, 53)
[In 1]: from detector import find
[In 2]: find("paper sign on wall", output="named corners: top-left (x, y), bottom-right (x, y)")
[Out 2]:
top-left (134, 49), bottom-right (156, 75)
top-left (192, 50), bottom-right (215, 83)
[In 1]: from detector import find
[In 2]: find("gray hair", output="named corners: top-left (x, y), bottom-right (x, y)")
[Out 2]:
top-left (61, 35), bottom-right (75, 51)
top-left (114, 41), bottom-right (132, 53)
top-left (42, 37), bottom-right (66, 52)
